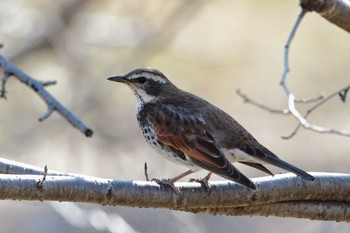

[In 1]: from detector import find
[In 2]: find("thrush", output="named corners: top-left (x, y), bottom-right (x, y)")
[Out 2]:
top-left (108, 68), bottom-right (314, 192)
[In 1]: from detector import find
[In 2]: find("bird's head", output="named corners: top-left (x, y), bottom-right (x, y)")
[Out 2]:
top-left (108, 68), bottom-right (173, 104)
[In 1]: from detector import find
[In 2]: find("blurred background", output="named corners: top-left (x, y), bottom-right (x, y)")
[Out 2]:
top-left (0, 0), bottom-right (349, 232)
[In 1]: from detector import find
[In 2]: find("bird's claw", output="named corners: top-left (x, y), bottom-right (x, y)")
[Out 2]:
top-left (189, 177), bottom-right (211, 194)
top-left (151, 178), bottom-right (182, 195)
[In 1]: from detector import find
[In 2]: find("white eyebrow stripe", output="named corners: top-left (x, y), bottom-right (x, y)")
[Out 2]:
top-left (147, 74), bottom-right (167, 83)
top-left (130, 72), bottom-right (167, 84)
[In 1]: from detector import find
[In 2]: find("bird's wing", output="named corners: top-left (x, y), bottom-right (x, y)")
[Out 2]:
top-left (239, 162), bottom-right (274, 176)
top-left (237, 144), bottom-right (314, 181)
top-left (148, 104), bottom-right (256, 189)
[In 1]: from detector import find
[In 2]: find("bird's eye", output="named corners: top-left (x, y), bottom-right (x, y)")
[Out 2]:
top-left (135, 77), bottom-right (146, 84)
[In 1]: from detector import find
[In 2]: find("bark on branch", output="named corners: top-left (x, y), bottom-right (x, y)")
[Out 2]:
top-left (300, 0), bottom-right (350, 33)
top-left (0, 158), bottom-right (349, 222)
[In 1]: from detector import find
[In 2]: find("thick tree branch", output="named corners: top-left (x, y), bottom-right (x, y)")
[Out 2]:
top-left (0, 54), bottom-right (93, 137)
top-left (0, 173), bottom-right (349, 221)
top-left (187, 201), bottom-right (350, 221)
top-left (0, 158), bottom-right (349, 221)
top-left (300, 0), bottom-right (350, 33)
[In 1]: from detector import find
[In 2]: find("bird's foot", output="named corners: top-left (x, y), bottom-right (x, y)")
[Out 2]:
top-left (189, 177), bottom-right (211, 194)
top-left (151, 178), bottom-right (182, 195)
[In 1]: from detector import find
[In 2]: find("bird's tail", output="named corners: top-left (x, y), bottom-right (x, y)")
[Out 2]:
top-left (265, 156), bottom-right (314, 181)
top-left (238, 144), bottom-right (315, 181)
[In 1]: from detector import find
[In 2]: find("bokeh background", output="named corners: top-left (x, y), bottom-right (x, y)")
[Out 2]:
top-left (0, 0), bottom-right (349, 232)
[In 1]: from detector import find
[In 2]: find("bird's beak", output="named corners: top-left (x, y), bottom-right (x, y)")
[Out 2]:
top-left (107, 75), bottom-right (126, 83)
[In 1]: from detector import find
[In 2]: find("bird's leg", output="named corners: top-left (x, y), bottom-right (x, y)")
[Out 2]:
top-left (151, 170), bottom-right (194, 195)
top-left (189, 172), bottom-right (212, 193)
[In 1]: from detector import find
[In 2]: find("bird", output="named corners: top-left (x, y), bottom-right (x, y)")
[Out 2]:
top-left (108, 68), bottom-right (314, 193)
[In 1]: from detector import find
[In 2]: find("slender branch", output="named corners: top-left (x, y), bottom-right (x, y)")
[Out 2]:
top-left (0, 158), bottom-right (349, 221)
top-left (236, 89), bottom-right (290, 114)
top-left (0, 71), bottom-right (10, 99)
top-left (41, 80), bottom-right (57, 87)
top-left (39, 106), bottom-right (54, 122)
top-left (283, 84), bottom-right (350, 139)
top-left (339, 87), bottom-right (349, 102)
top-left (294, 94), bottom-right (325, 103)
top-left (36, 165), bottom-right (48, 189)
top-left (237, 85), bottom-right (350, 139)
top-left (280, 9), bottom-right (307, 96)
top-left (307, 85), bottom-right (350, 113)
top-left (300, 0), bottom-right (350, 33)
top-left (236, 89), bottom-right (325, 114)
top-left (280, 9), bottom-right (350, 138)
top-left (0, 54), bottom-right (93, 137)
top-left (144, 162), bottom-right (150, 181)
top-left (237, 7), bottom-right (350, 139)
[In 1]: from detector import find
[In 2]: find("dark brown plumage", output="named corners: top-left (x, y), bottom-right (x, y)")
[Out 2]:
top-left (108, 68), bottom-right (314, 191)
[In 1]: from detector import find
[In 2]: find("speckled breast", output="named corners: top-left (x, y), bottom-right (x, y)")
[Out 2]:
top-left (136, 103), bottom-right (199, 170)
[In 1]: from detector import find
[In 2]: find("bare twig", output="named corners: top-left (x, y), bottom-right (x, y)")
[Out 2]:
top-left (38, 106), bottom-right (54, 122)
top-left (339, 86), bottom-right (349, 102)
top-left (241, 10), bottom-right (350, 138)
top-left (298, 85), bottom-right (350, 123)
top-left (294, 94), bottom-right (325, 103)
top-left (41, 80), bottom-right (57, 87)
top-left (0, 71), bottom-right (10, 99)
top-left (0, 55), bottom-right (93, 137)
top-left (237, 85), bottom-right (350, 138)
top-left (236, 89), bottom-right (290, 114)
top-left (237, 88), bottom-right (325, 110)
top-left (283, 84), bottom-right (350, 139)
top-left (279, 7), bottom-right (350, 138)
top-left (280, 9), bottom-right (307, 96)
top-left (144, 162), bottom-right (149, 181)
top-left (36, 165), bottom-right (48, 189)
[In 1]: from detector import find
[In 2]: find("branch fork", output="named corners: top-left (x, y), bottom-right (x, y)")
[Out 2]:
top-left (237, 8), bottom-right (350, 138)
top-left (0, 54), bottom-right (93, 137)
